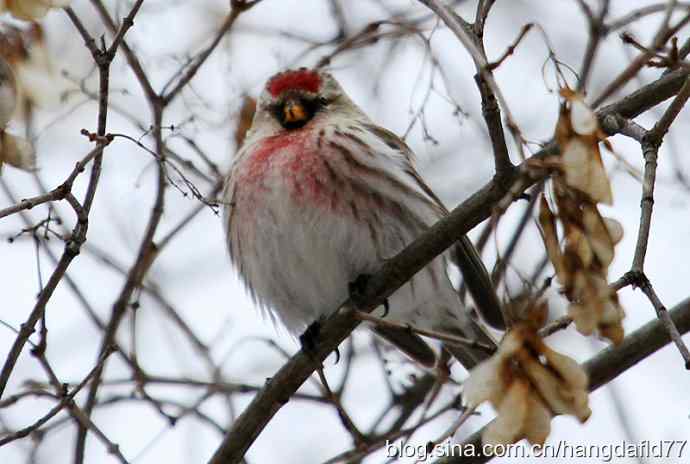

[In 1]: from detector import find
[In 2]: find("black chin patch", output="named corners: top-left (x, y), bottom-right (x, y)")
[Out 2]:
top-left (274, 95), bottom-right (324, 130)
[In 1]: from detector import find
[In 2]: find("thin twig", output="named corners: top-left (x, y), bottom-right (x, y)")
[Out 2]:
top-left (161, 1), bottom-right (262, 105)
top-left (314, 367), bottom-right (367, 445)
top-left (0, 348), bottom-right (114, 447)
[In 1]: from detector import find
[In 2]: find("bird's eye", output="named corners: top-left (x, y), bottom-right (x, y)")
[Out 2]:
top-left (318, 97), bottom-right (329, 107)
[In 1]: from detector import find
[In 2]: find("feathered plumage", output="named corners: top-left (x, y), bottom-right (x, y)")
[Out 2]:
top-left (224, 69), bottom-right (499, 368)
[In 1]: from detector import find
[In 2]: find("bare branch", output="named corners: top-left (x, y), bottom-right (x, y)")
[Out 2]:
top-left (0, 348), bottom-right (114, 447)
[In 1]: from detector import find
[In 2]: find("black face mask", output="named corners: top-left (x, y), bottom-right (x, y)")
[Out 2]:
top-left (274, 95), bottom-right (324, 130)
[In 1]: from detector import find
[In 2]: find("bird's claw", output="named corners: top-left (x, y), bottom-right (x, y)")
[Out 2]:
top-left (299, 320), bottom-right (321, 354)
top-left (348, 274), bottom-right (370, 305)
top-left (349, 273), bottom-right (389, 317)
top-left (299, 320), bottom-right (341, 364)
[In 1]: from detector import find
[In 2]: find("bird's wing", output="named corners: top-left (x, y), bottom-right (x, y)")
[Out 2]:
top-left (361, 123), bottom-right (506, 331)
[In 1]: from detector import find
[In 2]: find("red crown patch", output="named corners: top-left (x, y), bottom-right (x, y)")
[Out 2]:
top-left (267, 69), bottom-right (321, 97)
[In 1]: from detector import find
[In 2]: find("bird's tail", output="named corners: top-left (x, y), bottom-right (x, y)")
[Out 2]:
top-left (441, 317), bottom-right (497, 370)
top-left (453, 236), bottom-right (506, 330)
top-left (371, 317), bottom-right (496, 371)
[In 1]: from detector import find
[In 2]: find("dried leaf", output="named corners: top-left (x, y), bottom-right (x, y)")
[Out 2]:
top-left (582, 204), bottom-right (615, 267)
top-left (466, 324), bottom-right (590, 447)
top-left (555, 87), bottom-right (613, 204)
top-left (540, 345), bottom-right (588, 390)
top-left (522, 394), bottom-right (552, 445)
top-left (463, 357), bottom-right (504, 408)
top-left (517, 349), bottom-right (589, 421)
top-left (1, 0), bottom-right (71, 21)
top-left (600, 320), bottom-right (625, 345)
top-left (0, 23), bottom-right (68, 112)
top-left (519, 347), bottom-right (591, 422)
top-left (540, 88), bottom-right (625, 347)
top-left (538, 196), bottom-right (567, 283)
top-left (15, 40), bottom-right (66, 109)
top-left (483, 379), bottom-right (529, 446)
top-left (0, 131), bottom-right (35, 172)
top-left (562, 138), bottom-right (613, 204)
top-left (0, 57), bottom-right (17, 127)
top-left (568, 302), bottom-right (596, 336)
top-left (497, 328), bottom-right (525, 358)
top-left (234, 95), bottom-right (256, 148)
top-left (565, 226), bottom-right (593, 268)
top-left (568, 273), bottom-right (625, 344)
top-left (570, 98), bottom-right (598, 136)
top-left (604, 217), bottom-right (624, 244)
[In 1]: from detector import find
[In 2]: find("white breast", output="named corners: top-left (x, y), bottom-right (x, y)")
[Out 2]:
top-left (225, 124), bottom-right (466, 335)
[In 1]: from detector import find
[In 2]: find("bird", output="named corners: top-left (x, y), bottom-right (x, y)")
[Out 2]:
top-left (223, 68), bottom-right (502, 369)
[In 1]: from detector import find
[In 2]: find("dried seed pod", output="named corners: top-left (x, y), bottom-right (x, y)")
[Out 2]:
top-left (464, 324), bottom-right (591, 448)
top-left (0, 130), bottom-right (35, 172)
top-left (1, 0), bottom-right (72, 21)
top-left (0, 56), bottom-right (17, 128)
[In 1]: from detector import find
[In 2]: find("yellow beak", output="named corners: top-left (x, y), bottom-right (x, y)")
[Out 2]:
top-left (283, 99), bottom-right (308, 124)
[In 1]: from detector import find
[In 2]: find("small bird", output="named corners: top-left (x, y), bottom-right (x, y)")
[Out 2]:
top-left (223, 68), bottom-right (501, 369)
